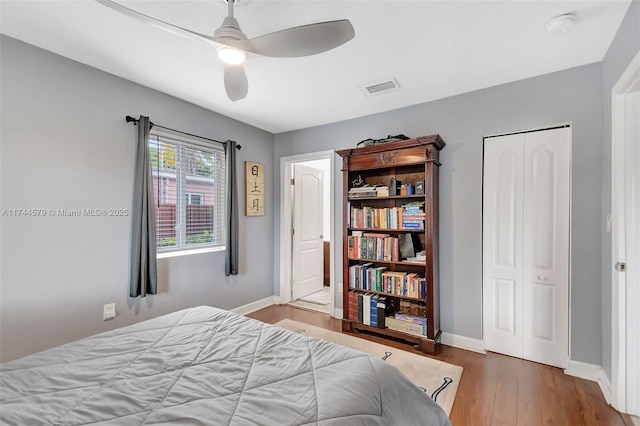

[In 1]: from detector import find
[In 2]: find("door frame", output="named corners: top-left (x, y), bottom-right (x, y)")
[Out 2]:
top-left (279, 150), bottom-right (336, 316)
top-left (611, 50), bottom-right (640, 414)
top-left (482, 123), bottom-right (573, 364)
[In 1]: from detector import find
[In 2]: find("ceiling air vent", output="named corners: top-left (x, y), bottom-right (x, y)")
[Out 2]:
top-left (363, 78), bottom-right (400, 96)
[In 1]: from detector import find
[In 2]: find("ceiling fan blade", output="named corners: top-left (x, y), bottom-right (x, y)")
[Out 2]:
top-left (95, 0), bottom-right (215, 47)
top-left (220, 20), bottom-right (355, 58)
top-left (224, 64), bottom-right (248, 102)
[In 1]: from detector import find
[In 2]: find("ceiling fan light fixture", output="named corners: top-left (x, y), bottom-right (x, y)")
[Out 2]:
top-left (218, 46), bottom-right (246, 65)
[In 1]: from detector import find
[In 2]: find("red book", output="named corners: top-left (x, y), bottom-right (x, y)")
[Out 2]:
top-left (348, 291), bottom-right (358, 320)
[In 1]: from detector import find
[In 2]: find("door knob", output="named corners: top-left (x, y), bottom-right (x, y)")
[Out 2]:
top-left (320, 235), bottom-right (324, 239)
top-left (537, 275), bottom-right (548, 281)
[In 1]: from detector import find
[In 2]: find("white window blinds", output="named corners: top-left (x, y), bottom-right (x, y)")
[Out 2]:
top-left (149, 132), bottom-right (226, 251)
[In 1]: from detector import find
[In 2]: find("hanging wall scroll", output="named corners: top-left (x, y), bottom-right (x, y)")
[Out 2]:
top-left (245, 161), bottom-right (264, 216)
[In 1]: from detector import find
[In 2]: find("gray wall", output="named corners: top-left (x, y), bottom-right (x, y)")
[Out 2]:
top-left (600, 0), bottom-right (640, 380)
top-left (0, 36), bottom-right (275, 362)
top-left (274, 63), bottom-right (605, 365)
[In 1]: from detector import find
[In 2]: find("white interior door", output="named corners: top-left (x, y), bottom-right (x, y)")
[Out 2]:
top-left (613, 89), bottom-right (640, 415)
top-left (292, 163), bottom-right (324, 300)
top-left (522, 127), bottom-right (570, 369)
top-left (483, 134), bottom-right (525, 358)
top-left (483, 127), bottom-right (570, 369)
top-left (622, 91), bottom-right (640, 416)
top-left (611, 52), bottom-right (640, 416)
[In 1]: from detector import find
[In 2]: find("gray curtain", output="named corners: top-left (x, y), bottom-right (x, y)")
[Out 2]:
top-left (129, 115), bottom-right (158, 297)
top-left (225, 140), bottom-right (239, 276)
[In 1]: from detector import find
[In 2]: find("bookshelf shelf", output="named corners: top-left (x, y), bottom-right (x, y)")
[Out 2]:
top-left (350, 322), bottom-right (442, 354)
top-left (348, 288), bottom-right (426, 302)
top-left (348, 228), bottom-right (424, 233)
top-left (337, 135), bottom-right (445, 355)
top-left (348, 195), bottom-right (426, 201)
top-left (347, 257), bottom-right (425, 266)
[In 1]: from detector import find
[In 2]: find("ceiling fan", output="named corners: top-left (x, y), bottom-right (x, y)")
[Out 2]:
top-left (95, 0), bottom-right (355, 101)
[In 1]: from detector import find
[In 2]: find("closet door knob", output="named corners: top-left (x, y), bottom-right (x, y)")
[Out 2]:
top-left (537, 275), bottom-right (548, 281)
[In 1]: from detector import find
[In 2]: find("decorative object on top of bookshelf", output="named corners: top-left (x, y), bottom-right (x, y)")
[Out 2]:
top-left (356, 134), bottom-right (411, 148)
top-left (351, 175), bottom-right (366, 188)
top-left (337, 134), bottom-right (445, 355)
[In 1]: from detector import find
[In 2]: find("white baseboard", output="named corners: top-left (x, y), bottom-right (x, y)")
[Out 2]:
top-left (333, 308), bottom-right (343, 319)
top-left (441, 332), bottom-right (486, 354)
top-left (231, 296), bottom-right (276, 315)
top-left (564, 360), bottom-right (612, 403)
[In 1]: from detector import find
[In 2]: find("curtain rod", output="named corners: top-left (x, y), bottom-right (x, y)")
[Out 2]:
top-left (125, 116), bottom-right (241, 150)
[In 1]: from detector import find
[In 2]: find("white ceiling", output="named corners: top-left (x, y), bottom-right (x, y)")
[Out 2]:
top-left (0, 0), bottom-right (632, 133)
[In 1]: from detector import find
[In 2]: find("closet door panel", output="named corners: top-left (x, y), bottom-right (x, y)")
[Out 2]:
top-left (483, 134), bottom-right (525, 357)
top-left (522, 127), bottom-right (570, 368)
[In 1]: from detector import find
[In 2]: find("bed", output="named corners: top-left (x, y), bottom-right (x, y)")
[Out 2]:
top-left (0, 306), bottom-right (450, 425)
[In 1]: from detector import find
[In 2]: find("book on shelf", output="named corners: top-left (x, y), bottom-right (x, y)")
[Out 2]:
top-left (394, 312), bottom-right (427, 326)
top-left (348, 234), bottom-right (400, 261)
top-left (370, 294), bottom-right (379, 327)
top-left (363, 293), bottom-right (374, 325)
top-left (401, 220), bottom-right (424, 230)
top-left (399, 299), bottom-right (427, 316)
top-left (386, 316), bottom-right (427, 336)
top-left (348, 291), bottom-right (358, 321)
top-left (349, 184), bottom-right (390, 198)
top-left (376, 186), bottom-right (389, 197)
top-left (348, 291), bottom-right (393, 329)
top-left (350, 206), bottom-right (404, 230)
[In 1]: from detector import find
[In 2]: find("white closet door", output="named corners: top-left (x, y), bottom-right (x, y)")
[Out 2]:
top-left (483, 127), bottom-right (570, 368)
top-left (522, 128), bottom-right (570, 368)
top-left (483, 134), bottom-right (525, 358)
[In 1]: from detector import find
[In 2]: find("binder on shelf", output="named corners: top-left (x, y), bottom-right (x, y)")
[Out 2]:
top-left (377, 296), bottom-right (390, 329)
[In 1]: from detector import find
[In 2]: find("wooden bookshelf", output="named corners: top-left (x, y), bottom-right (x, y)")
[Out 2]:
top-left (337, 135), bottom-right (445, 355)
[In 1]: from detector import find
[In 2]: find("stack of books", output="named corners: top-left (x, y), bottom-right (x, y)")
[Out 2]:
top-left (348, 186), bottom-right (377, 198)
top-left (402, 201), bottom-right (425, 229)
top-left (347, 291), bottom-right (392, 329)
top-left (375, 186), bottom-right (389, 197)
top-left (386, 313), bottom-right (428, 336)
top-left (405, 250), bottom-right (426, 263)
top-left (348, 231), bottom-right (400, 261)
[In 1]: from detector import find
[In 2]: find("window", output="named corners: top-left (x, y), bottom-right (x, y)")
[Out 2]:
top-left (149, 132), bottom-right (225, 251)
top-left (186, 193), bottom-right (204, 205)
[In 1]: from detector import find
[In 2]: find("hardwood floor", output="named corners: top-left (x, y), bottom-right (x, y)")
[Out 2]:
top-left (247, 304), bottom-right (632, 426)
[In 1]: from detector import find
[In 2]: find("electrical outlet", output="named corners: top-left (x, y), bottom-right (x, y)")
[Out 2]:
top-left (338, 283), bottom-right (343, 293)
top-left (103, 303), bottom-right (116, 321)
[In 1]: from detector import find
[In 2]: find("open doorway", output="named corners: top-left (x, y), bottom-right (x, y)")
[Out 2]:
top-left (279, 151), bottom-right (335, 316)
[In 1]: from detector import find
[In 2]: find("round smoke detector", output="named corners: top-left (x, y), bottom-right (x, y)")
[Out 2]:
top-left (545, 14), bottom-right (576, 34)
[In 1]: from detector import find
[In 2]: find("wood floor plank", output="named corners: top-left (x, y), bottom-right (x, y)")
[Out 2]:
top-left (516, 359), bottom-right (543, 426)
top-left (491, 354), bottom-right (519, 425)
top-left (246, 305), bottom-right (633, 426)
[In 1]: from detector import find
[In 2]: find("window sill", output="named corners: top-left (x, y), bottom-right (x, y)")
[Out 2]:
top-left (157, 246), bottom-right (224, 259)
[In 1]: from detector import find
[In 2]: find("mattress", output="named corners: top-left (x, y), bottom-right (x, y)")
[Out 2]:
top-left (0, 306), bottom-right (450, 425)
